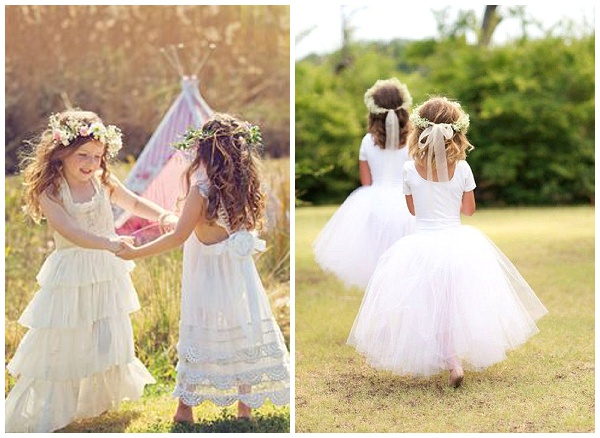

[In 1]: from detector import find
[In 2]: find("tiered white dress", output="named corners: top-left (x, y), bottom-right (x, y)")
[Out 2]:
top-left (5, 176), bottom-right (155, 433)
top-left (172, 176), bottom-right (290, 408)
top-left (313, 134), bottom-right (416, 289)
top-left (347, 161), bottom-right (548, 376)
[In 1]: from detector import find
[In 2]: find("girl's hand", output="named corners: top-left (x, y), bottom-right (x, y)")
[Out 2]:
top-left (159, 212), bottom-right (179, 233)
top-left (119, 235), bottom-right (135, 246)
top-left (115, 240), bottom-right (137, 260)
top-left (107, 237), bottom-right (123, 253)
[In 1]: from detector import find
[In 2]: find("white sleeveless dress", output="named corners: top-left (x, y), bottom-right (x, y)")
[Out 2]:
top-left (347, 161), bottom-right (548, 376)
top-left (172, 171), bottom-right (290, 408)
top-left (5, 176), bottom-right (155, 433)
top-left (313, 134), bottom-right (416, 289)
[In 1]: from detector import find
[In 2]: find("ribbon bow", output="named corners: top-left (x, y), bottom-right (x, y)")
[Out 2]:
top-left (417, 123), bottom-right (453, 182)
top-left (385, 109), bottom-right (400, 149)
top-left (227, 231), bottom-right (267, 345)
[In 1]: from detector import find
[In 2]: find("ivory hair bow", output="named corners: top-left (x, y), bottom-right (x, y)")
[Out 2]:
top-left (418, 123), bottom-right (453, 182)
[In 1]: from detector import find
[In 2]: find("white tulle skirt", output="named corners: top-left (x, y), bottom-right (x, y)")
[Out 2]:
top-left (5, 248), bottom-right (155, 433)
top-left (347, 225), bottom-right (548, 377)
top-left (313, 184), bottom-right (416, 289)
top-left (173, 232), bottom-right (290, 408)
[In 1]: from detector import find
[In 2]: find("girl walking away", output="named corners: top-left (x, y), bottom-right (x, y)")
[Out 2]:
top-left (117, 113), bottom-right (290, 423)
top-left (312, 78), bottom-right (416, 289)
top-left (6, 110), bottom-right (178, 432)
top-left (347, 97), bottom-right (547, 387)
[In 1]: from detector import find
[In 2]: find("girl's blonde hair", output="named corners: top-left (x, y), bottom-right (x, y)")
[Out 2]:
top-left (408, 96), bottom-right (474, 170)
top-left (183, 113), bottom-right (266, 232)
top-left (21, 110), bottom-right (113, 223)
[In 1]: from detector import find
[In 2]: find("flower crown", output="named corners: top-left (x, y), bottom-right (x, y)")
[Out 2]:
top-left (364, 78), bottom-right (413, 114)
top-left (48, 114), bottom-right (123, 157)
top-left (172, 122), bottom-right (263, 152)
top-left (410, 99), bottom-right (470, 133)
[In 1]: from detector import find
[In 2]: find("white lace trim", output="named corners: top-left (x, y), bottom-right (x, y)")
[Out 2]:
top-left (176, 363), bottom-right (289, 390)
top-left (172, 388), bottom-right (290, 408)
top-left (178, 341), bottom-right (287, 364)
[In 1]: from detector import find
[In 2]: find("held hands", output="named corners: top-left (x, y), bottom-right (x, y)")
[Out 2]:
top-left (107, 236), bottom-right (137, 260)
top-left (115, 238), bottom-right (137, 260)
top-left (107, 235), bottom-right (134, 253)
top-left (158, 211), bottom-right (179, 233)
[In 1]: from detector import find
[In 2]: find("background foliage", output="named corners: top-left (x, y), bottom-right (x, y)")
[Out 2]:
top-left (295, 9), bottom-right (594, 206)
top-left (5, 5), bottom-right (290, 173)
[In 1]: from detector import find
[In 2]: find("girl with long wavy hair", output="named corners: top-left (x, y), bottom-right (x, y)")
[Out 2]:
top-left (117, 113), bottom-right (290, 423)
top-left (6, 109), bottom-right (178, 432)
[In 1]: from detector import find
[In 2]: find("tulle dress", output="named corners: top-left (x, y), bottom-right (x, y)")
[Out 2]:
top-left (5, 176), bottom-right (155, 433)
top-left (313, 134), bottom-right (416, 289)
top-left (172, 173), bottom-right (290, 409)
top-left (347, 161), bottom-right (548, 377)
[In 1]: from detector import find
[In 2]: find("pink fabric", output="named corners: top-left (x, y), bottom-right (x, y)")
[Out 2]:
top-left (115, 77), bottom-right (213, 237)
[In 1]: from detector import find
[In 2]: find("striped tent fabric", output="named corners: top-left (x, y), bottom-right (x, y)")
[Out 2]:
top-left (115, 76), bottom-right (213, 240)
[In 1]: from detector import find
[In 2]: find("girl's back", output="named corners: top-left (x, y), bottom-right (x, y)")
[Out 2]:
top-left (360, 133), bottom-right (409, 187)
top-left (403, 160), bottom-right (475, 231)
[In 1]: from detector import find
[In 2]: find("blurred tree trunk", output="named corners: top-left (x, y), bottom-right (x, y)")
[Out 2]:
top-left (480, 5), bottom-right (501, 46)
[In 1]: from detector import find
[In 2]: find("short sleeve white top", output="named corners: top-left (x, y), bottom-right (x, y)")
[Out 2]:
top-left (358, 133), bottom-right (409, 187)
top-left (402, 160), bottom-right (476, 231)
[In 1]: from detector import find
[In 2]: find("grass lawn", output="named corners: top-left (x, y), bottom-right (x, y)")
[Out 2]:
top-left (57, 387), bottom-right (289, 433)
top-left (295, 205), bottom-right (594, 433)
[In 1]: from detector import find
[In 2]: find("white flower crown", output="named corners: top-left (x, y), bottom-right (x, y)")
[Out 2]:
top-left (364, 78), bottom-right (413, 114)
top-left (410, 99), bottom-right (470, 133)
top-left (48, 114), bottom-right (123, 157)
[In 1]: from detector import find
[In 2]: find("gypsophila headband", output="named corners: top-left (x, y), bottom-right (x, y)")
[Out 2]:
top-left (48, 114), bottom-right (123, 158)
top-left (364, 78), bottom-right (413, 114)
top-left (410, 99), bottom-right (470, 134)
top-left (172, 122), bottom-right (263, 152)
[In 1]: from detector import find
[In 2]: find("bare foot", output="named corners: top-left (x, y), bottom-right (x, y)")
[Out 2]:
top-left (448, 366), bottom-right (464, 388)
top-left (237, 401), bottom-right (252, 420)
top-left (173, 400), bottom-right (194, 424)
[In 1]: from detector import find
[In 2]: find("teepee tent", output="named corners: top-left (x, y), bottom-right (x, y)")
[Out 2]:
top-left (115, 75), bottom-right (213, 238)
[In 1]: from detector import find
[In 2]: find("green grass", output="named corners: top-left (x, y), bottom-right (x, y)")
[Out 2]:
top-left (295, 205), bottom-right (594, 433)
top-left (5, 159), bottom-right (290, 433)
top-left (57, 390), bottom-right (289, 433)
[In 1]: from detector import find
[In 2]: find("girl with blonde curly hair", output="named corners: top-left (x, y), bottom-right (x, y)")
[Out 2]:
top-left (313, 78), bottom-right (417, 289)
top-left (6, 109), bottom-right (178, 432)
top-left (348, 96), bottom-right (547, 388)
top-left (117, 113), bottom-right (290, 423)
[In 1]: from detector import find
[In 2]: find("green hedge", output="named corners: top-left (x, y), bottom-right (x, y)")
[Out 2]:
top-left (296, 35), bottom-right (594, 206)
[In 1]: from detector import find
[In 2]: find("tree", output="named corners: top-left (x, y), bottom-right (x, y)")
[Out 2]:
top-left (480, 5), bottom-right (501, 46)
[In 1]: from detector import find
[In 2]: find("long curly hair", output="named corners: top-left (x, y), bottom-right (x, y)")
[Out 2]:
top-left (367, 82), bottom-right (411, 148)
top-left (408, 97), bottom-right (474, 170)
top-left (183, 113), bottom-right (266, 232)
top-left (21, 110), bottom-right (112, 223)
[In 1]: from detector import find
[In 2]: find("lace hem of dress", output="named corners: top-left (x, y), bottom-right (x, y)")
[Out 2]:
top-left (178, 341), bottom-right (287, 364)
top-left (176, 364), bottom-right (289, 390)
top-left (173, 387), bottom-right (290, 408)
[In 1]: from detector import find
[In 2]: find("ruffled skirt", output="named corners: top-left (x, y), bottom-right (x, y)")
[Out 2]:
top-left (313, 184), bottom-right (416, 289)
top-left (5, 248), bottom-right (155, 433)
top-left (347, 225), bottom-right (548, 377)
top-left (174, 233), bottom-right (290, 408)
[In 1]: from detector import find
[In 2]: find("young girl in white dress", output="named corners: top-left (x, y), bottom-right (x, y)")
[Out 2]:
top-left (347, 97), bottom-right (548, 387)
top-left (5, 110), bottom-right (178, 432)
top-left (313, 78), bottom-right (416, 289)
top-left (117, 113), bottom-right (290, 423)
